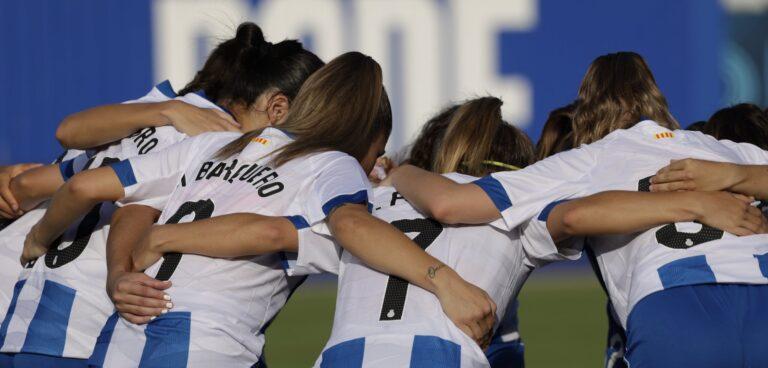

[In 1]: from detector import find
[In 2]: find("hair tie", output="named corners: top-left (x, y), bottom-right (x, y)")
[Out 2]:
top-left (482, 160), bottom-right (521, 171)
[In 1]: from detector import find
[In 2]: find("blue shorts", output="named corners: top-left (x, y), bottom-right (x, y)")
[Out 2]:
top-left (625, 283), bottom-right (768, 368)
top-left (0, 353), bottom-right (14, 368)
top-left (13, 353), bottom-right (87, 368)
top-left (604, 301), bottom-right (627, 368)
top-left (485, 339), bottom-right (524, 368)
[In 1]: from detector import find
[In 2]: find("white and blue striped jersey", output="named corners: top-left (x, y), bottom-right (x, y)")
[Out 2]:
top-left (0, 149), bottom-right (83, 334)
top-left (0, 81), bottom-right (229, 360)
top-left (308, 174), bottom-right (557, 368)
top-left (92, 128), bottom-right (372, 367)
top-left (474, 120), bottom-right (768, 327)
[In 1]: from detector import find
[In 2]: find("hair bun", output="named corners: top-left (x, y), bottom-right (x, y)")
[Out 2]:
top-left (235, 22), bottom-right (271, 56)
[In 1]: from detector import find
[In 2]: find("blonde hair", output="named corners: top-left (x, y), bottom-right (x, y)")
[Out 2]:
top-left (216, 52), bottom-right (392, 165)
top-left (411, 97), bottom-right (534, 176)
top-left (572, 52), bottom-right (678, 145)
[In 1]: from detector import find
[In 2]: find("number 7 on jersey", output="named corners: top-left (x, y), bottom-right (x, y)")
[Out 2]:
top-left (379, 218), bottom-right (443, 321)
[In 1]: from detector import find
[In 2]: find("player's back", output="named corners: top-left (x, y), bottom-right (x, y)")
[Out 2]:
top-left (317, 174), bottom-right (530, 368)
top-left (0, 149), bottom-right (82, 330)
top-left (501, 120), bottom-right (768, 326)
top-left (0, 82), bottom-right (219, 360)
top-left (589, 121), bottom-right (768, 325)
top-left (100, 127), bottom-right (371, 367)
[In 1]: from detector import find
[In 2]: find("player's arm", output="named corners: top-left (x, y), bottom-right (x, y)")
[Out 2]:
top-left (107, 204), bottom-right (171, 324)
top-left (9, 164), bottom-right (67, 212)
top-left (327, 203), bottom-right (497, 348)
top-left (650, 159), bottom-right (768, 199)
top-left (0, 163), bottom-right (43, 218)
top-left (56, 100), bottom-right (239, 149)
top-left (25, 134), bottom-right (201, 265)
top-left (130, 213), bottom-right (298, 271)
top-left (22, 166), bottom-right (124, 264)
top-left (388, 164), bottom-right (500, 224)
top-left (545, 190), bottom-right (766, 242)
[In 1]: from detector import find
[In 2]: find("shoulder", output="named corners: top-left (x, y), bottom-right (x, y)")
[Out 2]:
top-left (171, 132), bottom-right (242, 158)
top-left (307, 150), bottom-right (361, 171)
top-left (192, 131), bottom-right (242, 145)
top-left (441, 172), bottom-right (479, 184)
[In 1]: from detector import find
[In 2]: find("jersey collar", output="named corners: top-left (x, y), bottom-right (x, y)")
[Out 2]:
top-left (190, 90), bottom-right (235, 117)
top-left (155, 80), bottom-right (178, 98)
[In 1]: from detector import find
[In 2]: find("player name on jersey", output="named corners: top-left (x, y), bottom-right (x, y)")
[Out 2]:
top-left (195, 158), bottom-right (284, 197)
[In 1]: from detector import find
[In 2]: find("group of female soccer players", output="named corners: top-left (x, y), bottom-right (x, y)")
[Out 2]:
top-left (0, 21), bottom-right (768, 368)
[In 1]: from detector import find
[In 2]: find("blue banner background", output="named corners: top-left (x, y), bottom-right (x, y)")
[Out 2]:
top-left (0, 0), bottom-right (761, 165)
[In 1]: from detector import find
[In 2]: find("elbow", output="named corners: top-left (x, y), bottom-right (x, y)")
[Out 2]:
top-left (428, 202), bottom-right (462, 225)
top-left (9, 174), bottom-right (32, 199)
top-left (558, 206), bottom-right (585, 237)
top-left (426, 191), bottom-right (465, 224)
top-left (329, 208), bottom-right (366, 239)
top-left (331, 212), bottom-right (363, 237)
top-left (266, 221), bottom-right (297, 252)
top-left (56, 115), bottom-right (78, 148)
top-left (66, 174), bottom-right (107, 203)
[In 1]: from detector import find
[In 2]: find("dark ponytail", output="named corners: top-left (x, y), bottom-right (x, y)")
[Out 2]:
top-left (536, 102), bottom-right (576, 160)
top-left (179, 22), bottom-right (324, 107)
top-left (216, 52), bottom-right (392, 164)
top-left (408, 105), bottom-right (461, 171)
top-left (705, 103), bottom-right (768, 150)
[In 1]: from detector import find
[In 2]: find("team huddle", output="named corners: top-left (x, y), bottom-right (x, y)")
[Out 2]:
top-left (0, 21), bottom-right (768, 368)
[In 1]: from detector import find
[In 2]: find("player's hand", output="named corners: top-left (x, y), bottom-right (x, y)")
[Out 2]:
top-left (650, 159), bottom-right (744, 193)
top-left (20, 225), bottom-right (49, 266)
top-left (107, 270), bottom-right (172, 325)
top-left (433, 267), bottom-right (497, 349)
top-left (161, 100), bottom-right (241, 136)
top-left (369, 157), bottom-right (396, 186)
top-left (694, 191), bottom-right (766, 236)
top-left (0, 163), bottom-right (43, 218)
top-left (131, 227), bottom-right (165, 271)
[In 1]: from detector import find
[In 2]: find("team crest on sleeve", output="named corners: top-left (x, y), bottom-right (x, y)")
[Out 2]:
top-left (251, 137), bottom-right (270, 145)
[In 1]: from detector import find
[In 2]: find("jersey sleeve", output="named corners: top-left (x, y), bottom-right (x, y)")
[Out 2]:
top-left (301, 155), bottom-right (373, 229)
top-left (58, 152), bottom-right (93, 181)
top-left (473, 142), bottom-right (603, 230)
top-left (122, 80), bottom-right (177, 105)
top-left (519, 201), bottom-right (584, 268)
top-left (110, 136), bottom-right (204, 210)
top-left (717, 139), bottom-right (768, 165)
top-left (281, 215), bottom-right (342, 276)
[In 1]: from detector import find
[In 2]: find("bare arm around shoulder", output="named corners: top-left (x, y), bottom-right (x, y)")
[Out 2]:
top-left (546, 190), bottom-right (768, 243)
top-left (130, 213), bottom-right (298, 271)
top-left (22, 166), bottom-right (124, 264)
top-left (389, 165), bottom-right (500, 224)
top-left (56, 100), bottom-right (239, 149)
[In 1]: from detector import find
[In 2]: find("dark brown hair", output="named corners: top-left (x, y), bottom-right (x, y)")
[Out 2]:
top-left (409, 97), bottom-right (534, 176)
top-left (407, 105), bottom-right (461, 170)
top-left (572, 52), bottom-right (678, 145)
top-left (705, 103), bottom-right (768, 150)
top-left (536, 103), bottom-right (576, 160)
top-left (685, 121), bottom-right (707, 132)
top-left (179, 22), bottom-right (324, 106)
top-left (216, 52), bottom-right (391, 165)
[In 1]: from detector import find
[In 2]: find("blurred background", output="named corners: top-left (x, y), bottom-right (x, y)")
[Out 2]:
top-left (1, 0), bottom-right (768, 366)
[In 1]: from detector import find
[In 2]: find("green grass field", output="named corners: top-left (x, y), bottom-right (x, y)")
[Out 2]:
top-left (265, 273), bottom-right (607, 367)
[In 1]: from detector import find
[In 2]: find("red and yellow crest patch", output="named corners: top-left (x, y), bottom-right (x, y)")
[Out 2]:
top-left (251, 137), bottom-right (270, 145)
top-left (654, 132), bottom-right (674, 139)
